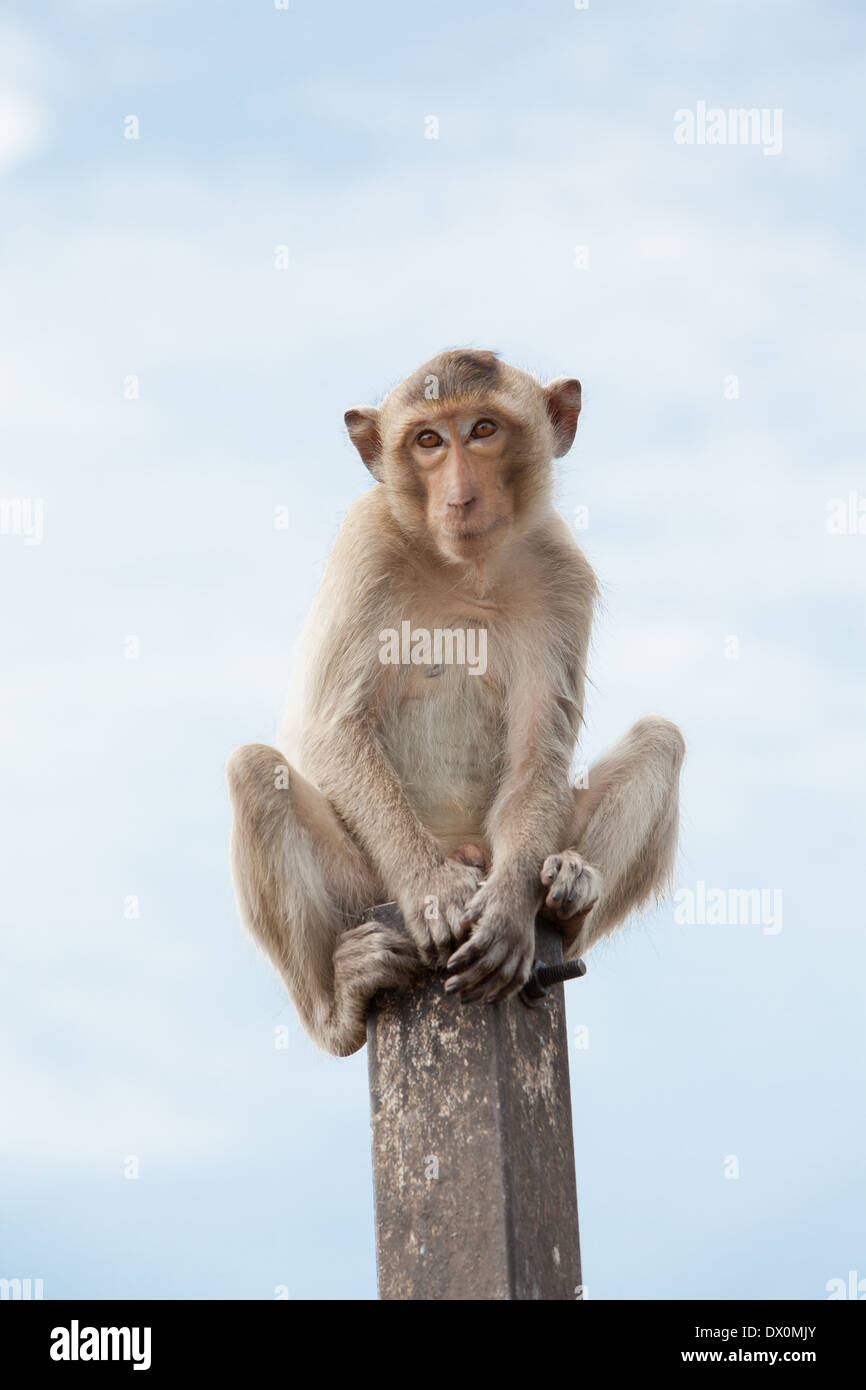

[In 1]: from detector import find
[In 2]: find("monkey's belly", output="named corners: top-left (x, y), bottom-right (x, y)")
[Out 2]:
top-left (378, 678), bottom-right (502, 850)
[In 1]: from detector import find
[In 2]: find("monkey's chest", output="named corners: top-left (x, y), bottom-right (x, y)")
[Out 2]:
top-left (377, 660), bottom-right (502, 845)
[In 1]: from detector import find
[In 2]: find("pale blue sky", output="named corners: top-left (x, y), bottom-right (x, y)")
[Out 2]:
top-left (1, 0), bottom-right (864, 1299)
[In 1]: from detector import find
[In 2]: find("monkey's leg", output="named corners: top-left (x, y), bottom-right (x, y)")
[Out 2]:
top-left (227, 743), bottom-right (422, 1057)
top-left (540, 716), bottom-right (685, 957)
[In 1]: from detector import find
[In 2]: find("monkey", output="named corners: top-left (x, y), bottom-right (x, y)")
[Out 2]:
top-left (227, 348), bottom-right (685, 1057)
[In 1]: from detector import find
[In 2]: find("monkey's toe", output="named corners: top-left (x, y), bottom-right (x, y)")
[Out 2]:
top-left (336, 921), bottom-right (424, 997)
top-left (327, 924), bottom-right (424, 1058)
top-left (540, 852), bottom-right (602, 922)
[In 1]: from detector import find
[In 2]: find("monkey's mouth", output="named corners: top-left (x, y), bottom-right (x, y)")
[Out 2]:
top-left (441, 518), bottom-right (506, 543)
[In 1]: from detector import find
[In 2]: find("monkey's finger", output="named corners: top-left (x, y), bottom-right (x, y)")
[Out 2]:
top-left (448, 939), bottom-right (510, 999)
top-left (458, 901), bottom-right (485, 929)
top-left (444, 898), bottom-right (475, 934)
top-left (555, 894), bottom-right (583, 921)
top-left (498, 971), bottom-right (532, 1002)
top-left (427, 902), bottom-right (460, 942)
top-left (484, 950), bottom-right (534, 1002)
top-left (432, 924), bottom-right (460, 967)
top-left (460, 963), bottom-right (516, 1004)
top-left (545, 876), bottom-right (572, 906)
top-left (444, 933), bottom-right (487, 979)
top-left (544, 868), bottom-right (581, 912)
top-left (463, 952), bottom-right (522, 1004)
top-left (444, 902), bottom-right (480, 951)
top-left (449, 913), bottom-right (474, 945)
top-left (408, 918), bottom-right (443, 967)
top-left (458, 881), bottom-right (487, 919)
top-left (427, 925), bottom-right (449, 952)
top-left (410, 935), bottom-right (437, 966)
top-left (540, 856), bottom-right (562, 887)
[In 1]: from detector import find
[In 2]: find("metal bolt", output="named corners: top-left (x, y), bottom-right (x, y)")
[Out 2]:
top-left (520, 956), bottom-right (587, 1007)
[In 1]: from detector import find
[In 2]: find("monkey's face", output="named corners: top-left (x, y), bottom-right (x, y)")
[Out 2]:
top-left (344, 351), bottom-right (582, 564)
top-left (400, 407), bottom-right (517, 560)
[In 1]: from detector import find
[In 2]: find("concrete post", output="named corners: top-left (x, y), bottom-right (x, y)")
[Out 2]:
top-left (367, 918), bottom-right (582, 1300)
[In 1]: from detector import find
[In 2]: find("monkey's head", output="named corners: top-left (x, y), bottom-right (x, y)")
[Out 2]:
top-left (344, 349), bottom-right (581, 564)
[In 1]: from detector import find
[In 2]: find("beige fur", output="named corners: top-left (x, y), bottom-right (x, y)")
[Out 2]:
top-left (227, 350), bottom-right (684, 1055)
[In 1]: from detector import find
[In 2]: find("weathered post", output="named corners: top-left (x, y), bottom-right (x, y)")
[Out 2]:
top-left (367, 917), bottom-right (582, 1300)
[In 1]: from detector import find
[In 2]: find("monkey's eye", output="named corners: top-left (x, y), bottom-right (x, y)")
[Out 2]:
top-left (470, 420), bottom-right (497, 439)
top-left (416, 430), bottom-right (443, 449)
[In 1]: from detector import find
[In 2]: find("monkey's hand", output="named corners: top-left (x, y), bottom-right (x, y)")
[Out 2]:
top-left (444, 873), bottom-right (537, 1003)
top-left (397, 858), bottom-right (485, 967)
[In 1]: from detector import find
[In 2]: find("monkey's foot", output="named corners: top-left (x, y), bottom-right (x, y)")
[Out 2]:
top-left (539, 851), bottom-right (602, 925)
top-left (328, 921), bottom-right (424, 1056)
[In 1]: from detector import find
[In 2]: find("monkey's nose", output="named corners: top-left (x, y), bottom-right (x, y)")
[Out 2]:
top-left (446, 495), bottom-right (477, 512)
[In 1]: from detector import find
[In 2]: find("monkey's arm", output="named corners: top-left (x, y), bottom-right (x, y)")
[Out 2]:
top-left (304, 703), bottom-right (483, 964)
top-left (306, 707), bottom-right (441, 889)
top-left (444, 669), bottom-right (584, 1000)
top-left (296, 527), bottom-right (444, 889)
top-left (487, 681), bottom-right (579, 879)
top-left (486, 536), bottom-right (594, 887)
top-left (297, 524), bottom-right (483, 961)
top-left (447, 541), bottom-right (594, 999)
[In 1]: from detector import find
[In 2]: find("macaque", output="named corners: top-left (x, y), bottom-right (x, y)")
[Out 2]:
top-left (227, 349), bottom-right (684, 1056)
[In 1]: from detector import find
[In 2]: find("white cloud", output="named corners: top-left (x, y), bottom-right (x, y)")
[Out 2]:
top-left (0, 22), bottom-right (55, 173)
top-left (0, 89), bottom-right (47, 172)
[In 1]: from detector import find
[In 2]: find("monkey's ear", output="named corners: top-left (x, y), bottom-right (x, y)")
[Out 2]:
top-left (344, 406), bottom-right (383, 479)
top-left (544, 378), bottom-right (582, 458)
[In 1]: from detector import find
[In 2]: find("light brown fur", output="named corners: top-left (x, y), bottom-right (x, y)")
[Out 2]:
top-left (227, 350), bottom-right (685, 1055)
